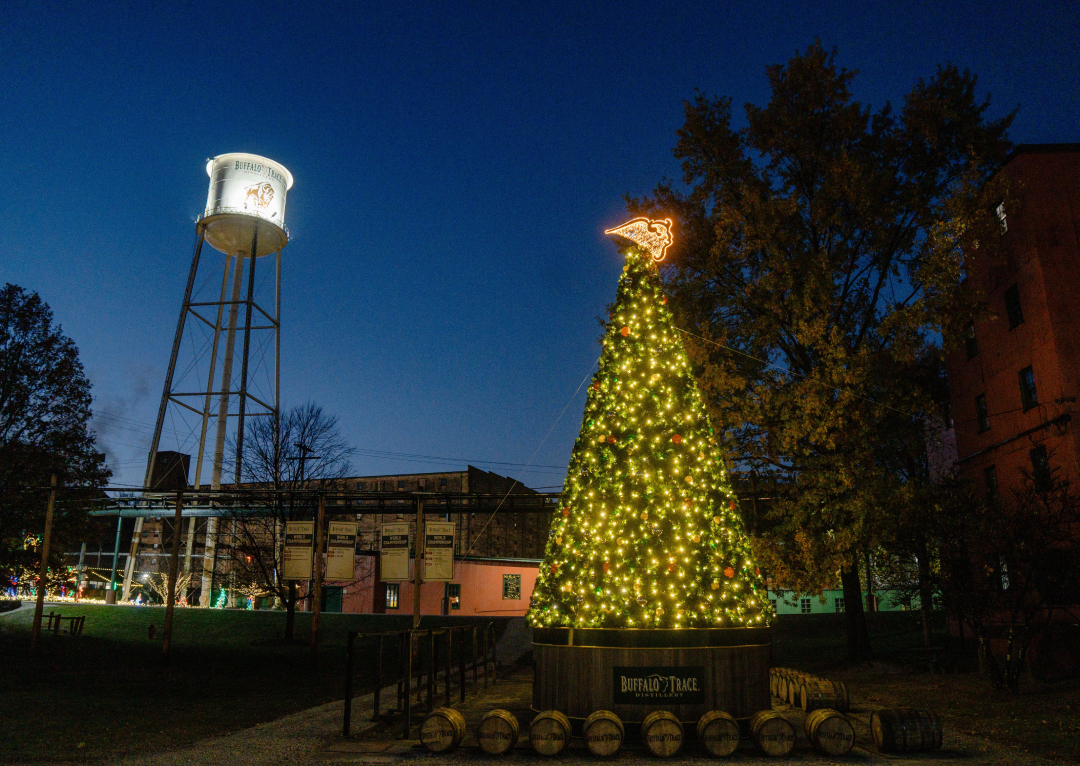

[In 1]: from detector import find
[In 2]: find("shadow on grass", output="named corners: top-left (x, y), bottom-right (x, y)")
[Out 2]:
top-left (0, 605), bottom-right (509, 764)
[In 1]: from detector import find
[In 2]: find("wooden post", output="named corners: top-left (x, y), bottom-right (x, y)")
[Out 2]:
top-left (458, 627), bottom-right (466, 702)
top-left (161, 490), bottom-right (184, 661)
top-left (31, 475), bottom-right (57, 652)
top-left (372, 633), bottom-right (384, 722)
top-left (444, 630), bottom-right (451, 706)
top-left (427, 627), bottom-right (434, 711)
top-left (343, 631), bottom-right (355, 737)
top-left (311, 486), bottom-right (325, 668)
top-left (413, 495), bottom-right (424, 628)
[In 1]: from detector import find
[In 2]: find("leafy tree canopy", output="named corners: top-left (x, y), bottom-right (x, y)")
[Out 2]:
top-left (631, 42), bottom-right (1013, 656)
top-left (0, 283), bottom-right (110, 583)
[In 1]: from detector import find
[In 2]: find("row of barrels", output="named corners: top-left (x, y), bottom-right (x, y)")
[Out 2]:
top-left (770, 667), bottom-right (850, 712)
top-left (422, 707), bottom-right (772, 758)
top-left (422, 704), bottom-right (942, 757)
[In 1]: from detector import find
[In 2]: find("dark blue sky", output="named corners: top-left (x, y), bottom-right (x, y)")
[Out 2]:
top-left (2, 1), bottom-right (1076, 489)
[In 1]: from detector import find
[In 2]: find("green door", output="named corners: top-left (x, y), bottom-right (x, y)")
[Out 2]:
top-left (322, 586), bottom-right (343, 613)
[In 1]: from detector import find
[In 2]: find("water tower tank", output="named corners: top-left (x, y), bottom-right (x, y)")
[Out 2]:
top-left (200, 153), bottom-right (294, 257)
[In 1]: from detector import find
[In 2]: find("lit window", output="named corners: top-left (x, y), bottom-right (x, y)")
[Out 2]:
top-left (503, 574), bottom-right (522, 600)
top-left (975, 395), bottom-right (990, 433)
top-left (385, 583), bottom-right (399, 609)
top-left (800, 598), bottom-right (812, 614)
top-left (1019, 366), bottom-right (1037, 410)
top-left (446, 583), bottom-right (461, 610)
top-left (996, 202), bottom-right (1007, 232)
top-left (1004, 284), bottom-right (1024, 329)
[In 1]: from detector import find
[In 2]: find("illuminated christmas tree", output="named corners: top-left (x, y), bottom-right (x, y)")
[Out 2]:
top-left (528, 218), bottom-right (769, 629)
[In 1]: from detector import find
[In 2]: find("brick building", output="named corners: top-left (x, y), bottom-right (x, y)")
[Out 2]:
top-left (945, 144), bottom-right (1080, 500)
top-left (123, 464), bottom-right (551, 613)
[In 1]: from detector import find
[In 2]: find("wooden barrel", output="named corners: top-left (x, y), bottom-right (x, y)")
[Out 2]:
top-left (872, 708), bottom-right (942, 753)
top-left (801, 680), bottom-right (849, 713)
top-left (785, 672), bottom-right (812, 705)
top-left (805, 708), bottom-right (855, 756)
top-left (583, 710), bottom-right (624, 757)
top-left (641, 710), bottom-right (684, 758)
top-left (477, 709), bottom-right (519, 755)
top-left (749, 710), bottom-right (796, 757)
top-left (696, 710), bottom-right (740, 757)
top-left (420, 707), bottom-right (466, 753)
top-left (529, 710), bottom-right (571, 756)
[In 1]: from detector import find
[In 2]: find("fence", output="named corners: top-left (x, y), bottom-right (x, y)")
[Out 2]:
top-left (343, 623), bottom-right (498, 738)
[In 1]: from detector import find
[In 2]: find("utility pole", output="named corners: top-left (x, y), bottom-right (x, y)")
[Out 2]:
top-left (162, 490), bottom-right (184, 661)
top-left (413, 494), bottom-right (424, 629)
top-left (31, 476), bottom-right (57, 652)
top-left (311, 483), bottom-right (325, 669)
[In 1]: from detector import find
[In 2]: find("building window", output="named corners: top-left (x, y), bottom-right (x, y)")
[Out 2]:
top-left (996, 202), bottom-right (1008, 232)
top-left (502, 574), bottom-right (522, 600)
top-left (440, 477), bottom-right (448, 487)
top-left (1030, 445), bottom-right (1052, 491)
top-left (975, 394), bottom-right (990, 432)
top-left (357, 481), bottom-right (365, 490)
top-left (800, 598), bottom-right (812, 614)
top-left (1019, 366), bottom-right (1038, 410)
top-left (1004, 284), bottom-right (1024, 329)
top-left (770, 599), bottom-right (777, 614)
top-left (446, 583), bottom-right (461, 610)
top-left (999, 556), bottom-right (1010, 591)
top-left (397, 480), bottom-right (405, 489)
top-left (385, 583), bottom-right (399, 609)
top-left (965, 322), bottom-right (979, 360)
top-left (834, 597), bottom-right (845, 613)
top-left (984, 465), bottom-right (998, 502)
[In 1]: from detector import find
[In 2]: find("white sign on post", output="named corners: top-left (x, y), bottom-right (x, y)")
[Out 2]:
top-left (423, 521), bottom-right (455, 582)
top-left (283, 521), bottom-right (314, 581)
top-left (325, 521), bottom-right (357, 581)
top-left (380, 522), bottom-right (410, 582)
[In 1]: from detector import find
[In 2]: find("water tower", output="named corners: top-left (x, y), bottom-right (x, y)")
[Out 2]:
top-left (121, 154), bottom-right (294, 605)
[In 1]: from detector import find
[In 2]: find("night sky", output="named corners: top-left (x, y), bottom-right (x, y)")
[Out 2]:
top-left (2, 1), bottom-right (1076, 490)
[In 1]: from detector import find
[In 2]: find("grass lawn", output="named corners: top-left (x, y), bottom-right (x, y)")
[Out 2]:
top-left (773, 611), bottom-right (1080, 763)
top-left (0, 604), bottom-right (508, 764)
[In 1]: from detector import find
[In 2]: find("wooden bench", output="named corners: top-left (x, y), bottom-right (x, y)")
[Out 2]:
top-left (44, 612), bottom-right (86, 636)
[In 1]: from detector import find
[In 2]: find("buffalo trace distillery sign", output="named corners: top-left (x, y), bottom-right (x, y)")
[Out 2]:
top-left (613, 667), bottom-right (706, 704)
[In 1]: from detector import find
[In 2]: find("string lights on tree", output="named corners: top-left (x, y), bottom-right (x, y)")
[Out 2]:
top-left (527, 217), bottom-right (769, 630)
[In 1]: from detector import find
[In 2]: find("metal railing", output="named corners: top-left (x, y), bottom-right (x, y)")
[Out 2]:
top-left (343, 623), bottom-right (498, 739)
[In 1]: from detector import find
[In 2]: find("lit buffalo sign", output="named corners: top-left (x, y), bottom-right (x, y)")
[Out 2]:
top-left (613, 666), bottom-right (705, 704)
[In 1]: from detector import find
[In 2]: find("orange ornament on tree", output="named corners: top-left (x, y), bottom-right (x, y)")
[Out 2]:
top-left (592, 382), bottom-right (601, 391)
top-left (561, 507), bottom-right (570, 518)
top-left (603, 561), bottom-right (611, 573)
top-left (724, 566), bottom-right (736, 578)
top-left (671, 434), bottom-right (683, 444)
top-left (620, 326), bottom-right (630, 336)
top-left (607, 435), bottom-right (616, 444)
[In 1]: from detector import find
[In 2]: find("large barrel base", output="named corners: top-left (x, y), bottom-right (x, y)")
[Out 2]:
top-left (533, 627), bottom-right (771, 723)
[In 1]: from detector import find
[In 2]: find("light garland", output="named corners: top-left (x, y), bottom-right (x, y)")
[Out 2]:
top-left (526, 219), bottom-right (769, 630)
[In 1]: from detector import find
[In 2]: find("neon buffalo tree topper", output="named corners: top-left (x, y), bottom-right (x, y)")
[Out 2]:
top-left (527, 217), bottom-right (769, 629)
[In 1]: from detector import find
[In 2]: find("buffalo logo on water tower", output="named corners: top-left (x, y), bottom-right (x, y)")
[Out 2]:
top-left (244, 182), bottom-right (275, 210)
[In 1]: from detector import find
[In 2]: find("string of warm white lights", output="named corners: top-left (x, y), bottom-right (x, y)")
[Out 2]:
top-left (527, 221), bottom-right (768, 630)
